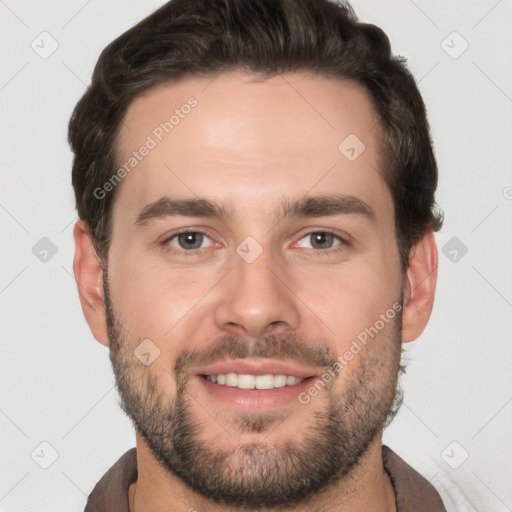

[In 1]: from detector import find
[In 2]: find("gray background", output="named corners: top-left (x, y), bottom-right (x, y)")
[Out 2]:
top-left (1, 0), bottom-right (511, 510)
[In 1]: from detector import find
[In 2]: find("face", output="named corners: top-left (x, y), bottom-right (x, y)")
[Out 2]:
top-left (104, 72), bottom-right (405, 507)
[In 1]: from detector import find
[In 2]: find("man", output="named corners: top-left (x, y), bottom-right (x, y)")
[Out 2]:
top-left (69, 0), bottom-right (445, 510)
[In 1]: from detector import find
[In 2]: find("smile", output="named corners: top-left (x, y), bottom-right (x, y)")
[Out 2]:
top-left (203, 373), bottom-right (304, 389)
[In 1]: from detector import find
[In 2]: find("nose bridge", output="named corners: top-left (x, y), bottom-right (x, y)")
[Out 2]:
top-left (214, 240), bottom-right (300, 337)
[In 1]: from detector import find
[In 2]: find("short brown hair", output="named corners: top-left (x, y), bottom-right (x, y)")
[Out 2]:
top-left (68, 0), bottom-right (443, 270)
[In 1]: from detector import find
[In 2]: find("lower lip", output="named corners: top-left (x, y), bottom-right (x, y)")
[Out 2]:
top-left (195, 376), bottom-right (316, 411)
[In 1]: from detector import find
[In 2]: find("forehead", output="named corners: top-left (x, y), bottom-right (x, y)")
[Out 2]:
top-left (113, 71), bottom-right (392, 227)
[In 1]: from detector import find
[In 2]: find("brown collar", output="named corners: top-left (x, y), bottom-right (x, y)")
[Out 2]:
top-left (85, 445), bottom-right (446, 512)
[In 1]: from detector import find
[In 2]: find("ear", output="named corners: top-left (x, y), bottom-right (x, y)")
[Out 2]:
top-left (401, 231), bottom-right (438, 343)
top-left (73, 220), bottom-right (109, 347)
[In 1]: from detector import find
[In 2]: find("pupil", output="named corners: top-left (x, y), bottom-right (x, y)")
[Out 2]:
top-left (180, 233), bottom-right (202, 249)
top-left (312, 232), bottom-right (332, 249)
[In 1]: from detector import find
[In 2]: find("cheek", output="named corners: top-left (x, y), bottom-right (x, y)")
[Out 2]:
top-left (289, 258), bottom-right (400, 346)
top-left (110, 256), bottom-right (223, 339)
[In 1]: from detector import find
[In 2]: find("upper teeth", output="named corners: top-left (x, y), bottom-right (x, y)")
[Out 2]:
top-left (205, 373), bottom-right (304, 389)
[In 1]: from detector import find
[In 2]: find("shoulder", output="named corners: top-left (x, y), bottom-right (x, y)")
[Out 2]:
top-left (84, 448), bottom-right (137, 512)
top-left (382, 445), bottom-right (447, 512)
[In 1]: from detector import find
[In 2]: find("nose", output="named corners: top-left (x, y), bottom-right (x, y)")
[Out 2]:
top-left (214, 246), bottom-right (301, 339)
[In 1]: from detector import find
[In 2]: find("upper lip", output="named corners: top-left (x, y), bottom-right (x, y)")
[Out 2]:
top-left (193, 359), bottom-right (319, 379)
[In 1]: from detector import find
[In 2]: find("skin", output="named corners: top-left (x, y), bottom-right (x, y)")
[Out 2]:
top-left (73, 71), bottom-right (438, 512)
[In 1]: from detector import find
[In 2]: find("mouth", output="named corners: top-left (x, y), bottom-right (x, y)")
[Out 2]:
top-left (202, 373), bottom-right (305, 389)
top-left (191, 359), bottom-right (320, 412)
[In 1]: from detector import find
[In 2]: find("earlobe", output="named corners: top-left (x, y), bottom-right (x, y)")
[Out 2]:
top-left (73, 220), bottom-right (109, 347)
top-left (401, 231), bottom-right (438, 343)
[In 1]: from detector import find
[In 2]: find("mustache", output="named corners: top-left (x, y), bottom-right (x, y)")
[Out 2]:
top-left (174, 333), bottom-right (339, 377)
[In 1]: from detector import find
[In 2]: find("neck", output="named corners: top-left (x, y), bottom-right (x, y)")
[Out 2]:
top-left (128, 432), bottom-right (396, 512)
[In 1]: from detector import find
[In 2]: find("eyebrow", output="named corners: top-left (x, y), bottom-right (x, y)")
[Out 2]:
top-left (276, 195), bottom-right (375, 224)
top-left (134, 194), bottom-right (376, 226)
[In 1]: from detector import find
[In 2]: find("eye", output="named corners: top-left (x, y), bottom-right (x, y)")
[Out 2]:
top-left (165, 231), bottom-right (214, 251)
top-left (296, 231), bottom-right (345, 251)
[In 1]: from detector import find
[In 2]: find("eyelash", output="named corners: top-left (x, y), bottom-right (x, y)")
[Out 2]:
top-left (160, 229), bottom-right (349, 256)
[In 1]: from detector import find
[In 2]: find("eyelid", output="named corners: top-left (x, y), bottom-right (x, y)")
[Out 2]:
top-left (293, 229), bottom-right (349, 251)
top-left (159, 227), bottom-right (215, 244)
top-left (160, 228), bottom-right (217, 252)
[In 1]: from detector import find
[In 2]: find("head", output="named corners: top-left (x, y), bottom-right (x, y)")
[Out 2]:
top-left (71, 0), bottom-right (442, 508)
